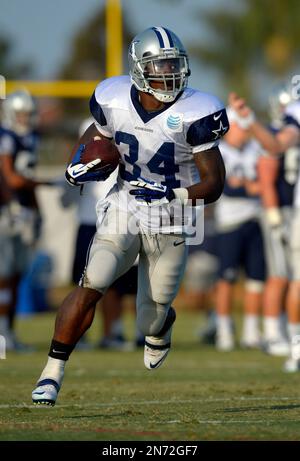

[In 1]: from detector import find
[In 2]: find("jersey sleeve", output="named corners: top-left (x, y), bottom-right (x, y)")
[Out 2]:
top-left (0, 132), bottom-right (16, 156)
top-left (283, 102), bottom-right (300, 130)
top-left (89, 86), bottom-right (113, 138)
top-left (186, 107), bottom-right (229, 153)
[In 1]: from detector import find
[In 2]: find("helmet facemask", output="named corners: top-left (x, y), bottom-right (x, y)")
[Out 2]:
top-left (139, 55), bottom-right (189, 102)
top-left (129, 27), bottom-right (190, 103)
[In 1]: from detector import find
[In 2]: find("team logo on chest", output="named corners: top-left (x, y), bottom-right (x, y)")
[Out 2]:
top-left (166, 113), bottom-right (183, 132)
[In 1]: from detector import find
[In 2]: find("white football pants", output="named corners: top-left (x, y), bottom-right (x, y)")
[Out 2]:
top-left (80, 204), bottom-right (188, 336)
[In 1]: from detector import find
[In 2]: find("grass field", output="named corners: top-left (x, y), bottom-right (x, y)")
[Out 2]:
top-left (1, 309), bottom-right (300, 441)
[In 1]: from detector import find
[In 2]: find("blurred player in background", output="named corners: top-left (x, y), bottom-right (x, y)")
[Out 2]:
top-left (258, 83), bottom-right (299, 356)
top-left (61, 117), bottom-right (137, 350)
top-left (0, 90), bottom-right (50, 350)
top-left (184, 204), bottom-right (219, 344)
top-left (214, 107), bottom-right (265, 351)
top-left (229, 86), bottom-right (300, 370)
top-left (32, 26), bottom-right (228, 405)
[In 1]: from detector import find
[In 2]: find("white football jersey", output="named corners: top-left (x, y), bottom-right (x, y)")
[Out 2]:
top-left (90, 75), bottom-right (228, 233)
top-left (215, 139), bottom-right (263, 230)
top-left (283, 101), bottom-right (300, 208)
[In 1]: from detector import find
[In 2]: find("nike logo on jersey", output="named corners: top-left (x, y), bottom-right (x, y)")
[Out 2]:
top-left (213, 112), bottom-right (222, 121)
top-left (173, 239), bottom-right (185, 247)
top-left (52, 350), bottom-right (65, 354)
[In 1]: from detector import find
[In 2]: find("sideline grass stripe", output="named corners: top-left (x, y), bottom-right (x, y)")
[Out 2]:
top-left (2, 396), bottom-right (300, 409)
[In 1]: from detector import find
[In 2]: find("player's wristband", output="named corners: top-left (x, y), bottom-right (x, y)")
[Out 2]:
top-left (173, 187), bottom-right (189, 204)
top-left (265, 207), bottom-right (282, 227)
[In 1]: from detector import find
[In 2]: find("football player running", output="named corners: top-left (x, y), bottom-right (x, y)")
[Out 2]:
top-left (214, 108), bottom-right (266, 351)
top-left (258, 84), bottom-right (299, 356)
top-left (0, 90), bottom-right (50, 351)
top-left (229, 86), bottom-right (300, 371)
top-left (32, 26), bottom-right (228, 406)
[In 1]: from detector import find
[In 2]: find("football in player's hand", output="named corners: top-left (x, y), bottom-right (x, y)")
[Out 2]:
top-left (81, 137), bottom-right (120, 171)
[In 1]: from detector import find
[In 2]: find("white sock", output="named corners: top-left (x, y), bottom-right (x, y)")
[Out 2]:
top-left (263, 316), bottom-right (282, 341)
top-left (216, 315), bottom-right (233, 337)
top-left (242, 314), bottom-right (260, 342)
top-left (288, 323), bottom-right (300, 341)
top-left (38, 357), bottom-right (66, 387)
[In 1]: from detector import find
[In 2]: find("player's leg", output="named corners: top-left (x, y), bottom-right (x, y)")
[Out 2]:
top-left (0, 231), bottom-right (18, 350)
top-left (184, 250), bottom-right (219, 344)
top-left (71, 223), bottom-right (97, 350)
top-left (32, 207), bottom-right (140, 405)
top-left (260, 210), bottom-right (290, 355)
top-left (137, 232), bottom-right (188, 369)
top-left (99, 264), bottom-right (138, 349)
top-left (215, 227), bottom-right (242, 351)
top-left (240, 220), bottom-right (265, 349)
top-left (284, 209), bottom-right (300, 371)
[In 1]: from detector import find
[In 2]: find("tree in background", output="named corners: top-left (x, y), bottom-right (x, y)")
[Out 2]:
top-left (58, 7), bottom-right (133, 121)
top-left (0, 35), bottom-right (31, 79)
top-left (191, 0), bottom-right (300, 110)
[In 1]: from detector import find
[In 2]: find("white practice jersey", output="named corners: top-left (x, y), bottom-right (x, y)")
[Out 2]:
top-left (90, 75), bottom-right (228, 233)
top-left (284, 101), bottom-right (300, 208)
top-left (215, 139), bottom-right (263, 230)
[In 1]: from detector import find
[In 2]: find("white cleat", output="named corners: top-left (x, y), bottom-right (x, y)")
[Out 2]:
top-left (32, 379), bottom-right (60, 406)
top-left (283, 335), bottom-right (300, 373)
top-left (263, 338), bottom-right (290, 357)
top-left (144, 307), bottom-right (176, 370)
top-left (283, 357), bottom-right (300, 373)
top-left (144, 341), bottom-right (171, 370)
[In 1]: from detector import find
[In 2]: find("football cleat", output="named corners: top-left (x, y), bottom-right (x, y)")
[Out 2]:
top-left (32, 379), bottom-right (60, 406)
top-left (283, 357), bottom-right (300, 373)
top-left (263, 338), bottom-right (290, 357)
top-left (283, 335), bottom-right (300, 373)
top-left (144, 307), bottom-right (176, 370)
top-left (144, 341), bottom-right (171, 370)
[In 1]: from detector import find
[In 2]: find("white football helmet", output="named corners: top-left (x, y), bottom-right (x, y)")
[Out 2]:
top-left (128, 26), bottom-right (190, 103)
top-left (1, 89), bottom-right (37, 135)
top-left (269, 82), bottom-right (292, 128)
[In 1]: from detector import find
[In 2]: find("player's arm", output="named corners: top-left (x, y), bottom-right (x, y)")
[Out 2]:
top-left (250, 122), bottom-right (298, 155)
top-left (0, 154), bottom-right (41, 190)
top-left (65, 124), bottom-right (115, 186)
top-left (130, 147), bottom-right (225, 206)
top-left (130, 106), bottom-right (228, 205)
top-left (228, 92), bottom-right (300, 155)
top-left (187, 147), bottom-right (225, 204)
top-left (257, 155), bottom-right (279, 208)
top-left (257, 154), bottom-right (282, 227)
top-left (65, 88), bottom-right (115, 186)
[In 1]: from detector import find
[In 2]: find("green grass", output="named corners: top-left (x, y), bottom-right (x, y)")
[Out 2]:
top-left (1, 311), bottom-right (300, 441)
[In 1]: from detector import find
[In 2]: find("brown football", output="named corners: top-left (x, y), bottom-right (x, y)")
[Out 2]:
top-left (81, 138), bottom-right (120, 170)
